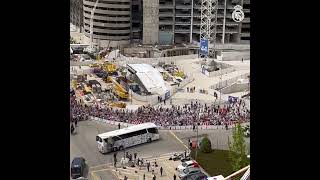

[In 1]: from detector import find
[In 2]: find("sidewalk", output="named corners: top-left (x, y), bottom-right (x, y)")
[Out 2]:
top-left (111, 152), bottom-right (182, 180)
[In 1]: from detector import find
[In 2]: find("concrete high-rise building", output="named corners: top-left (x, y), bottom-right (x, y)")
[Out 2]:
top-left (70, 0), bottom-right (249, 47)
top-left (82, 0), bottom-right (132, 47)
top-left (153, 0), bottom-right (250, 45)
top-left (70, 0), bottom-right (84, 32)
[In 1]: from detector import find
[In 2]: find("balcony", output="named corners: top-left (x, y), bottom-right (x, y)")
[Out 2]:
top-left (175, 13), bottom-right (191, 17)
top-left (159, 28), bottom-right (173, 32)
top-left (159, 20), bottom-right (174, 25)
top-left (241, 33), bottom-right (250, 37)
top-left (193, 21), bottom-right (200, 25)
top-left (159, 4), bottom-right (174, 9)
top-left (193, 13), bottom-right (201, 17)
top-left (159, 12), bottom-right (174, 17)
top-left (175, 21), bottom-right (191, 25)
top-left (175, 5), bottom-right (192, 9)
top-left (192, 29), bottom-right (200, 34)
top-left (174, 29), bottom-right (190, 33)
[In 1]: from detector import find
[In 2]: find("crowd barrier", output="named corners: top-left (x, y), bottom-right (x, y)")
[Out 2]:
top-left (89, 116), bottom-right (249, 130)
top-left (210, 72), bottom-right (250, 90)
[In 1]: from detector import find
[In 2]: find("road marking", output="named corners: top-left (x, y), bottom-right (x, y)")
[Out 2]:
top-left (169, 130), bottom-right (189, 149)
top-left (91, 171), bottom-right (100, 180)
top-left (89, 163), bottom-right (113, 170)
top-left (90, 168), bottom-right (112, 173)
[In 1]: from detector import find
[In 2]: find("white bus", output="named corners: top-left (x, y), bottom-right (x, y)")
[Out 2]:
top-left (96, 123), bottom-right (160, 153)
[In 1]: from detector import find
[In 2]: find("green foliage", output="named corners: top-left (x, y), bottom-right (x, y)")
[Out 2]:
top-left (228, 123), bottom-right (249, 172)
top-left (190, 149), bottom-right (234, 177)
top-left (200, 137), bottom-right (212, 153)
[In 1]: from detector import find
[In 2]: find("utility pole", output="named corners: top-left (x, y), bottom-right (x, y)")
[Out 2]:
top-left (195, 111), bottom-right (200, 161)
top-left (219, 64), bottom-right (222, 106)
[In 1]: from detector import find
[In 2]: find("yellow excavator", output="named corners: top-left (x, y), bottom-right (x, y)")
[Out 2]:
top-left (107, 76), bottom-right (129, 99)
top-left (102, 62), bottom-right (117, 74)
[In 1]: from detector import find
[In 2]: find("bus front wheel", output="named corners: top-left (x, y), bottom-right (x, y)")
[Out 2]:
top-left (147, 138), bottom-right (152, 143)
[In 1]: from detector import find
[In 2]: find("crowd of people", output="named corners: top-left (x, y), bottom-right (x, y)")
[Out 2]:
top-left (70, 93), bottom-right (250, 127)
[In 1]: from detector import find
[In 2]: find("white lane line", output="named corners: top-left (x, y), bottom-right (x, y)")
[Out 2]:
top-left (169, 130), bottom-right (189, 150)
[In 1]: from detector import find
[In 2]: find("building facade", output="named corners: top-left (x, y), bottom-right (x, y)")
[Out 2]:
top-left (70, 0), bottom-right (249, 47)
top-left (153, 0), bottom-right (250, 45)
top-left (70, 0), bottom-right (84, 31)
top-left (82, 0), bottom-right (132, 47)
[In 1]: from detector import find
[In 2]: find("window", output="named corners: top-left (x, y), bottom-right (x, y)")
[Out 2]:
top-left (112, 136), bottom-right (122, 141)
top-left (147, 128), bottom-right (159, 134)
top-left (96, 136), bottom-right (102, 142)
top-left (182, 162), bottom-right (187, 167)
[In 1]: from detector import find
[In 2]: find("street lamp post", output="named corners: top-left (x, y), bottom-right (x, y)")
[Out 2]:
top-left (195, 111), bottom-right (201, 161)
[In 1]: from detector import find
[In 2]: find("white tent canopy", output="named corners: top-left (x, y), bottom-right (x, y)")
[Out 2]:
top-left (127, 64), bottom-right (168, 96)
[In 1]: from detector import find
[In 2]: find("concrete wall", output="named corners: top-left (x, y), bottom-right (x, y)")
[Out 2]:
top-left (117, 54), bottom-right (198, 66)
top-left (210, 73), bottom-right (250, 90)
top-left (204, 67), bottom-right (236, 77)
top-left (70, 54), bottom-right (198, 66)
top-left (143, 0), bottom-right (159, 44)
top-left (220, 82), bottom-right (249, 94)
top-left (130, 89), bottom-right (159, 106)
top-left (222, 51), bottom-right (250, 61)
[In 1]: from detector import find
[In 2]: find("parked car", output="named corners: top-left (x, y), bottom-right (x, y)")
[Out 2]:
top-left (80, 54), bottom-right (92, 62)
top-left (169, 153), bottom-right (184, 161)
top-left (179, 167), bottom-right (201, 179)
top-left (181, 172), bottom-right (207, 180)
top-left (71, 157), bottom-right (86, 179)
top-left (177, 160), bottom-right (199, 172)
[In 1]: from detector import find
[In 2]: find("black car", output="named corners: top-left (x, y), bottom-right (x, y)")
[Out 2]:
top-left (181, 157), bottom-right (191, 162)
top-left (71, 157), bottom-right (86, 179)
top-left (181, 172), bottom-right (207, 180)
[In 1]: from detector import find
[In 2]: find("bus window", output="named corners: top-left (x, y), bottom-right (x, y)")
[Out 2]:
top-left (147, 128), bottom-right (159, 134)
top-left (96, 136), bottom-right (102, 142)
top-left (112, 136), bottom-right (122, 141)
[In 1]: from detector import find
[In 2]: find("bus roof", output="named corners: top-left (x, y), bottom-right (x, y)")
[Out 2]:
top-left (97, 123), bottom-right (157, 139)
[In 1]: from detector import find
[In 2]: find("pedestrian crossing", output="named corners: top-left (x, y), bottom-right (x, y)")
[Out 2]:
top-left (109, 153), bottom-right (183, 180)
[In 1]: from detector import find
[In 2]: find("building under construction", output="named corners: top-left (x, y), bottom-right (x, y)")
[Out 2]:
top-left (70, 0), bottom-right (250, 47)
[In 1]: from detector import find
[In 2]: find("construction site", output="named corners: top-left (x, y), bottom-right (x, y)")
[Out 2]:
top-left (70, 0), bottom-right (250, 57)
top-left (70, 1), bottom-right (250, 179)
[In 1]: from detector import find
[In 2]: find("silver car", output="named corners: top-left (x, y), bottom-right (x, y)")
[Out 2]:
top-left (179, 167), bottom-right (201, 179)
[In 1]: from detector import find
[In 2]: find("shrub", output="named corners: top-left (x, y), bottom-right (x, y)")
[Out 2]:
top-left (200, 137), bottom-right (212, 153)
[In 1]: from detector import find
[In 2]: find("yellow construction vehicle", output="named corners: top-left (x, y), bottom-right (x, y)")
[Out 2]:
top-left (107, 76), bottom-right (129, 99)
top-left (83, 83), bottom-right (92, 93)
top-left (173, 70), bottom-right (185, 78)
top-left (89, 63), bottom-right (100, 68)
top-left (102, 62), bottom-right (117, 74)
top-left (109, 102), bottom-right (126, 108)
top-left (71, 80), bottom-right (78, 89)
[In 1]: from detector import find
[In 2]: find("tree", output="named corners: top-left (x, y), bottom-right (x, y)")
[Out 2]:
top-left (228, 122), bottom-right (248, 172)
top-left (200, 136), bottom-right (212, 153)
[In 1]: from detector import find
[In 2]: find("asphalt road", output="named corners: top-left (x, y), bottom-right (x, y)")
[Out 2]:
top-left (70, 120), bottom-right (187, 168)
